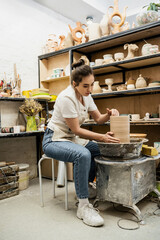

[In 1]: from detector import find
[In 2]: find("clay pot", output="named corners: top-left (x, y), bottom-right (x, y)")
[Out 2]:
top-left (114, 52), bottom-right (124, 61)
top-left (92, 81), bottom-right (102, 93)
top-left (110, 116), bottom-right (130, 143)
top-left (135, 74), bottom-right (147, 89)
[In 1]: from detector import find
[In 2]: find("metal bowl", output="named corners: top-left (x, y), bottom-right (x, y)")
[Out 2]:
top-left (96, 138), bottom-right (148, 160)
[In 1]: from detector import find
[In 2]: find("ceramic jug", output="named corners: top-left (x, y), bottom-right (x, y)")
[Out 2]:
top-left (135, 74), bottom-right (147, 89)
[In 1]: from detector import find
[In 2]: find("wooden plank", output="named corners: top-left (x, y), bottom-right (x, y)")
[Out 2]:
top-left (0, 175), bottom-right (19, 185)
top-left (0, 188), bottom-right (19, 200)
top-left (0, 181), bottom-right (18, 192)
top-left (0, 165), bottom-right (19, 176)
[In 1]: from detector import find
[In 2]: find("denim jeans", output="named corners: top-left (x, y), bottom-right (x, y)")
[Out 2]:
top-left (42, 128), bottom-right (100, 199)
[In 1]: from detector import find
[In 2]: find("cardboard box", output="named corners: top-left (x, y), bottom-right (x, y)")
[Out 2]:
top-left (41, 158), bottom-right (73, 181)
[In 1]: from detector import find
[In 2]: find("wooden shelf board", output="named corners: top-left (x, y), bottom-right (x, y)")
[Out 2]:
top-left (41, 75), bottom-right (70, 83)
top-left (92, 53), bottom-right (160, 75)
top-left (92, 87), bottom-right (160, 99)
top-left (82, 121), bottom-right (160, 127)
top-left (0, 131), bottom-right (44, 138)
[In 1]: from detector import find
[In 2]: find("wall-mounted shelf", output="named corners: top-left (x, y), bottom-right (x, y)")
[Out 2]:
top-left (0, 131), bottom-right (44, 138)
top-left (82, 121), bottom-right (160, 127)
top-left (92, 53), bottom-right (160, 76)
top-left (92, 87), bottom-right (160, 99)
top-left (41, 75), bottom-right (70, 83)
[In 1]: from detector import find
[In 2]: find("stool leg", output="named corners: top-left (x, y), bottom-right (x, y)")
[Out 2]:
top-left (64, 162), bottom-right (68, 210)
top-left (38, 158), bottom-right (44, 207)
top-left (52, 158), bottom-right (55, 198)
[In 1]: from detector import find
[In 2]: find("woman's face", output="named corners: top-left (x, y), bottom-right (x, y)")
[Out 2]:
top-left (73, 74), bottom-right (94, 96)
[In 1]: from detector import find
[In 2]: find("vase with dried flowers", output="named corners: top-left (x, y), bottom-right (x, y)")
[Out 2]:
top-left (19, 99), bottom-right (42, 132)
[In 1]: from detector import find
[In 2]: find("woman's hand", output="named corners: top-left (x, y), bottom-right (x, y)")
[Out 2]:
top-left (106, 108), bottom-right (119, 117)
top-left (102, 131), bottom-right (120, 143)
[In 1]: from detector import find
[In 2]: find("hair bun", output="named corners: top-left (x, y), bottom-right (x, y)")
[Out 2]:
top-left (72, 59), bottom-right (85, 69)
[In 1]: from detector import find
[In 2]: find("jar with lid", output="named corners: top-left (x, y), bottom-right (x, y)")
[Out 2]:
top-left (135, 74), bottom-right (147, 89)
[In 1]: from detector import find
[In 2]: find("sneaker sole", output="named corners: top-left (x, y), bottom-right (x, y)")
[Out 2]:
top-left (77, 215), bottom-right (104, 227)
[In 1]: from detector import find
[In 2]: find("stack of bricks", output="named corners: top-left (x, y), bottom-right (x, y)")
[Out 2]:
top-left (0, 163), bottom-right (19, 200)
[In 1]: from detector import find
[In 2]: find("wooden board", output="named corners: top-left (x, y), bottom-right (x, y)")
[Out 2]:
top-left (0, 175), bottom-right (19, 185)
top-left (0, 181), bottom-right (18, 192)
top-left (0, 188), bottom-right (19, 200)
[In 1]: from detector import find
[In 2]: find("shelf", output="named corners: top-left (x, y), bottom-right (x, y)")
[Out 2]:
top-left (92, 53), bottom-right (160, 75)
top-left (0, 97), bottom-right (49, 102)
top-left (38, 21), bottom-right (160, 59)
top-left (82, 121), bottom-right (160, 127)
top-left (41, 75), bottom-right (70, 83)
top-left (0, 131), bottom-right (44, 138)
top-left (92, 86), bottom-right (160, 99)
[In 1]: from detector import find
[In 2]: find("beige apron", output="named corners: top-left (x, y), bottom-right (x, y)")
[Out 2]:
top-left (52, 99), bottom-right (89, 146)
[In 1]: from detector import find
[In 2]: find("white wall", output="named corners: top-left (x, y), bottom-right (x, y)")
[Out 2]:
top-left (0, 0), bottom-right (74, 91)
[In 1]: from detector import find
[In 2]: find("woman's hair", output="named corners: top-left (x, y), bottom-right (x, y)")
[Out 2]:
top-left (71, 59), bottom-right (93, 86)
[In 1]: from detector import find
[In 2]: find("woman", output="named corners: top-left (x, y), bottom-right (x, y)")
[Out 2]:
top-left (42, 60), bottom-right (120, 227)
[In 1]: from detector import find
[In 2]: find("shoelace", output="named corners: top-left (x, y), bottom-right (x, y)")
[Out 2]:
top-left (87, 203), bottom-right (100, 214)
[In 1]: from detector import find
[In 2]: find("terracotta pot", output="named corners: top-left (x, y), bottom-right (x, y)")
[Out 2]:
top-left (110, 116), bottom-right (130, 143)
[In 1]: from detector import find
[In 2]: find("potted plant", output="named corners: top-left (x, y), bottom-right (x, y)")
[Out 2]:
top-left (136, 2), bottom-right (160, 26)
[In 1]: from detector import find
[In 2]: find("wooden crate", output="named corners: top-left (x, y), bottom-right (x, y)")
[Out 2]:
top-left (0, 164), bottom-right (19, 200)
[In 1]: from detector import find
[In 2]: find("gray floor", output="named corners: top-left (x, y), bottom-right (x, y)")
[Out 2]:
top-left (1, 178), bottom-right (160, 240)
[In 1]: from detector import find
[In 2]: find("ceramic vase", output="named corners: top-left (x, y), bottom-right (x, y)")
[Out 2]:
top-left (110, 116), bottom-right (130, 143)
top-left (26, 116), bottom-right (37, 132)
top-left (92, 81), bottom-right (102, 93)
top-left (88, 23), bottom-right (102, 41)
top-left (135, 74), bottom-right (147, 89)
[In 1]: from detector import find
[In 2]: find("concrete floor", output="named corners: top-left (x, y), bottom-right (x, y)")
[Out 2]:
top-left (1, 178), bottom-right (160, 240)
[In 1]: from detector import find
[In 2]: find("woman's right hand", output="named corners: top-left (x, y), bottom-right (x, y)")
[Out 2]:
top-left (102, 131), bottom-right (120, 143)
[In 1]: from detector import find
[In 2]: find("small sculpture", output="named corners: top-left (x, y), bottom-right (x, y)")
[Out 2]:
top-left (108, 0), bottom-right (128, 34)
top-left (124, 43), bottom-right (139, 59)
top-left (63, 32), bottom-right (74, 48)
top-left (68, 22), bottom-right (87, 45)
top-left (55, 35), bottom-right (65, 51)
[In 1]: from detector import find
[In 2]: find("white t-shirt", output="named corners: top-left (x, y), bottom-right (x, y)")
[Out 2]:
top-left (48, 85), bottom-right (97, 145)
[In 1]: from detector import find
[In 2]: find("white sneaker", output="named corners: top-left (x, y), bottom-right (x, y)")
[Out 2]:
top-left (77, 203), bottom-right (104, 227)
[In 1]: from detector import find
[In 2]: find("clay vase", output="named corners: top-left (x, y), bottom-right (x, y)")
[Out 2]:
top-left (99, 14), bottom-right (110, 36)
top-left (92, 81), bottom-right (102, 93)
top-left (88, 23), bottom-right (102, 41)
top-left (110, 116), bottom-right (130, 143)
top-left (135, 74), bottom-right (147, 89)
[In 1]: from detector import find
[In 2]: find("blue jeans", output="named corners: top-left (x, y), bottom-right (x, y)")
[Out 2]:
top-left (42, 128), bottom-right (100, 199)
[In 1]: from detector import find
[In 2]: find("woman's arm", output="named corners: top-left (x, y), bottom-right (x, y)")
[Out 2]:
top-left (65, 117), bottom-right (120, 143)
top-left (89, 108), bottom-right (119, 124)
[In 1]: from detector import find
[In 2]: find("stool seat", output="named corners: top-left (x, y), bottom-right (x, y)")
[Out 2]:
top-left (38, 154), bottom-right (68, 210)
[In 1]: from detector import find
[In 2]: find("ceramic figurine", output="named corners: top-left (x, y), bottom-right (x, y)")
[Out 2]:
top-left (68, 22), bottom-right (87, 45)
top-left (124, 43), bottom-right (139, 59)
top-left (135, 74), bottom-right (147, 89)
top-left (108, 0), bottom-right (128, 34)
top-left (55, 35), bottom-right (65, 51)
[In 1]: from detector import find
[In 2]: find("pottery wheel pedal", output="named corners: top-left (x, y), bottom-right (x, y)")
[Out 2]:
top-left (68, 22), bottom-right (87, 45)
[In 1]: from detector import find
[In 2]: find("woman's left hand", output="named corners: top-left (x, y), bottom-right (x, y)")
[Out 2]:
top-left (106, 108), bottom-right (119, 117)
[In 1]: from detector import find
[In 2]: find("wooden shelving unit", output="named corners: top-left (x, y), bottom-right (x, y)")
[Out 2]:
top-left (38, 21), bottom-right (160, 145)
